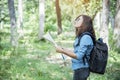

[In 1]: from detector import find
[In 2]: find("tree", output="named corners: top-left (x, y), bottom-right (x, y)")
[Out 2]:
top-left (8, 0), bottom-right (18, 47)
top-left (39, 0), bottom-right (45, 39)
top-left (55, 0), bottom-right (62, 35)
top-left (100, 0), bottom-right (109, 45)
top-left (17, 0), bottom-right (23, 28)
top-left (110, 0), bottom-right (117, 29)
top-left (0, 0), bottom-right (3, 29)
top-left (114, 0), bottom-right (120, 48)
top-left (17, 0), bottom-right (24, 38)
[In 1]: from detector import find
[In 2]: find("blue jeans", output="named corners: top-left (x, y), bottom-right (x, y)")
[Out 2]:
top-left (73, 68), bottom-right (90, 80)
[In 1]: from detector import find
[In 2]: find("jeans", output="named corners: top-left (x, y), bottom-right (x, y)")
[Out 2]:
top-left (73, 68), bottom-right (90, 80)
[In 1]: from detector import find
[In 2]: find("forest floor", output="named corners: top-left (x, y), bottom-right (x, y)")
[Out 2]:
top-left (0, 31), bottom-right (120, 80)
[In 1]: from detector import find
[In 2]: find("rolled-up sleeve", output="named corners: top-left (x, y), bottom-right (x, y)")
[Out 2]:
top-left (75, 35), bottom-right (93, 60)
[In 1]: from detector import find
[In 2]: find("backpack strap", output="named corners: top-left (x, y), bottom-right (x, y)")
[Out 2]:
top-left (77, 32), bottom-right (95, 46)
top-left (83, 54), bottom-right (90, 65)
top-left (83, 54), bottom-right (87, 65)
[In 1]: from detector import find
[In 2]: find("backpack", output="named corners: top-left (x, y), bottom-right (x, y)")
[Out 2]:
top-left (78, 32), bottom-right (108, 74)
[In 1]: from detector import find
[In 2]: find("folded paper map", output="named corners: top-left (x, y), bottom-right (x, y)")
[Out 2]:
top-left (43, 32), bottom-right (57, 47)
top-left (43, 32), bottom-right (65, 60)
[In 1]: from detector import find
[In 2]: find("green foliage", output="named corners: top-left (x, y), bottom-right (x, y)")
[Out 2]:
top-left (60, 0), bottom-right (102, 20)
top-left (109, 28), bottom-right (115, 49)
top-left (24, 0), bottom-right (39, 14)
top-left (108, 28), bottom-right (120, 53)
top-left (110, 0), bottom-right (117, 17)
top-left (0, 59), bottom-right (11, 80)
top-left (0, 0), bottom-right (9, 22)
top-left (0, 0), bottom-right (120, 80)
top-left (1, 29), bottom-right (120, 80)
top-left (45, 18), bottom-right (57, 32)
top-left (45, 0), bottom-right (57, 32)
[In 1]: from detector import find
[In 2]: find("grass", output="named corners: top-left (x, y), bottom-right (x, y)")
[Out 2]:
top-left (0, 28), bottom-right (120, 80)
top-left (0, 34), bottom-right (73, 80)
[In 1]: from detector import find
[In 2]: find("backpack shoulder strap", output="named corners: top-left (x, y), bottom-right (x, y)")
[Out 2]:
top-left (77, 32), bottom-right (95, 46)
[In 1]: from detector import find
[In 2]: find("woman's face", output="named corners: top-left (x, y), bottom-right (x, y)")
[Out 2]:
top-left (74, 16), bottom-right (86, 37)
top-left (74, 16), bottom-right (83, 28)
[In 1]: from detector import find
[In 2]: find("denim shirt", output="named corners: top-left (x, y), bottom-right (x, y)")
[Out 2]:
top-left (72, 35), bottom-right (93, 70)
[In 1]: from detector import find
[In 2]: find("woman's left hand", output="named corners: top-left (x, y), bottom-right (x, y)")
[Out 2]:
top-left (55, 46), bottom-right (64, 53)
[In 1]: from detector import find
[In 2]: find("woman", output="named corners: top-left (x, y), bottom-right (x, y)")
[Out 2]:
top-left (55, 15), bottom-right (96, 80)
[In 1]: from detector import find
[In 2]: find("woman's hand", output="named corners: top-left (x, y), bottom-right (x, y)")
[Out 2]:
top-left (55, 46), bottom-right (77, 59)
top-left (55, 46), bottom-right (64, 53)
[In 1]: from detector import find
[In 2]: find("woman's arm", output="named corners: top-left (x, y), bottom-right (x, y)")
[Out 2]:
top-left (55, 46), bottom-right (77, 59)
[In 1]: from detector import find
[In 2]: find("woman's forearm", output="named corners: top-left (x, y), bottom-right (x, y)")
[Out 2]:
top-left (62, 48), bottom-right (77, 59)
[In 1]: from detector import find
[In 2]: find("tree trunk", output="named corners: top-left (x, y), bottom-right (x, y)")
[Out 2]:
top-left (17, 0), bottom-right (24, 38)
top-left (17, 0), bottom-right (23, 28)
top-left (39, 0), bottom-right (45, 39)
top-left (114, 0), bottom-right (120, 48)
top-left (100, 0), bottom-right (109, 45)
top-left (0, 0), bottom-right (4, 29)
top-left (55, 0), bottom-right (62, 35)
top-left (8, 0), bottom-right (18, 47)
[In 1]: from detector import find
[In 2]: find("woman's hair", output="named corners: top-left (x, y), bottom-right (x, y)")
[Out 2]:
top-left (75, 15), bottom-right (96, 39)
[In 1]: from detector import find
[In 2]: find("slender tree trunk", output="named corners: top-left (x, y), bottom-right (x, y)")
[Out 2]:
top-left (55, 0), bottom-right (62, 35)
top-left (17, 0), bottom-right (24, 38)
top-left (0, 0), bottom-right (3, 29)
top-left (114, 0), bottom-right (120, 48)
top-left (0, 21), bottom-right (3, 29)
top-left (100, 0), bottom-right (109, 45)
top-left (8, 0), bottom-right (18, 47)
top-left (94, 12), bottom-right (101, 33)
top-left (39, 0), bottom-right (45, 39)
top-left (17, 0), bottom-right (23, 28)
